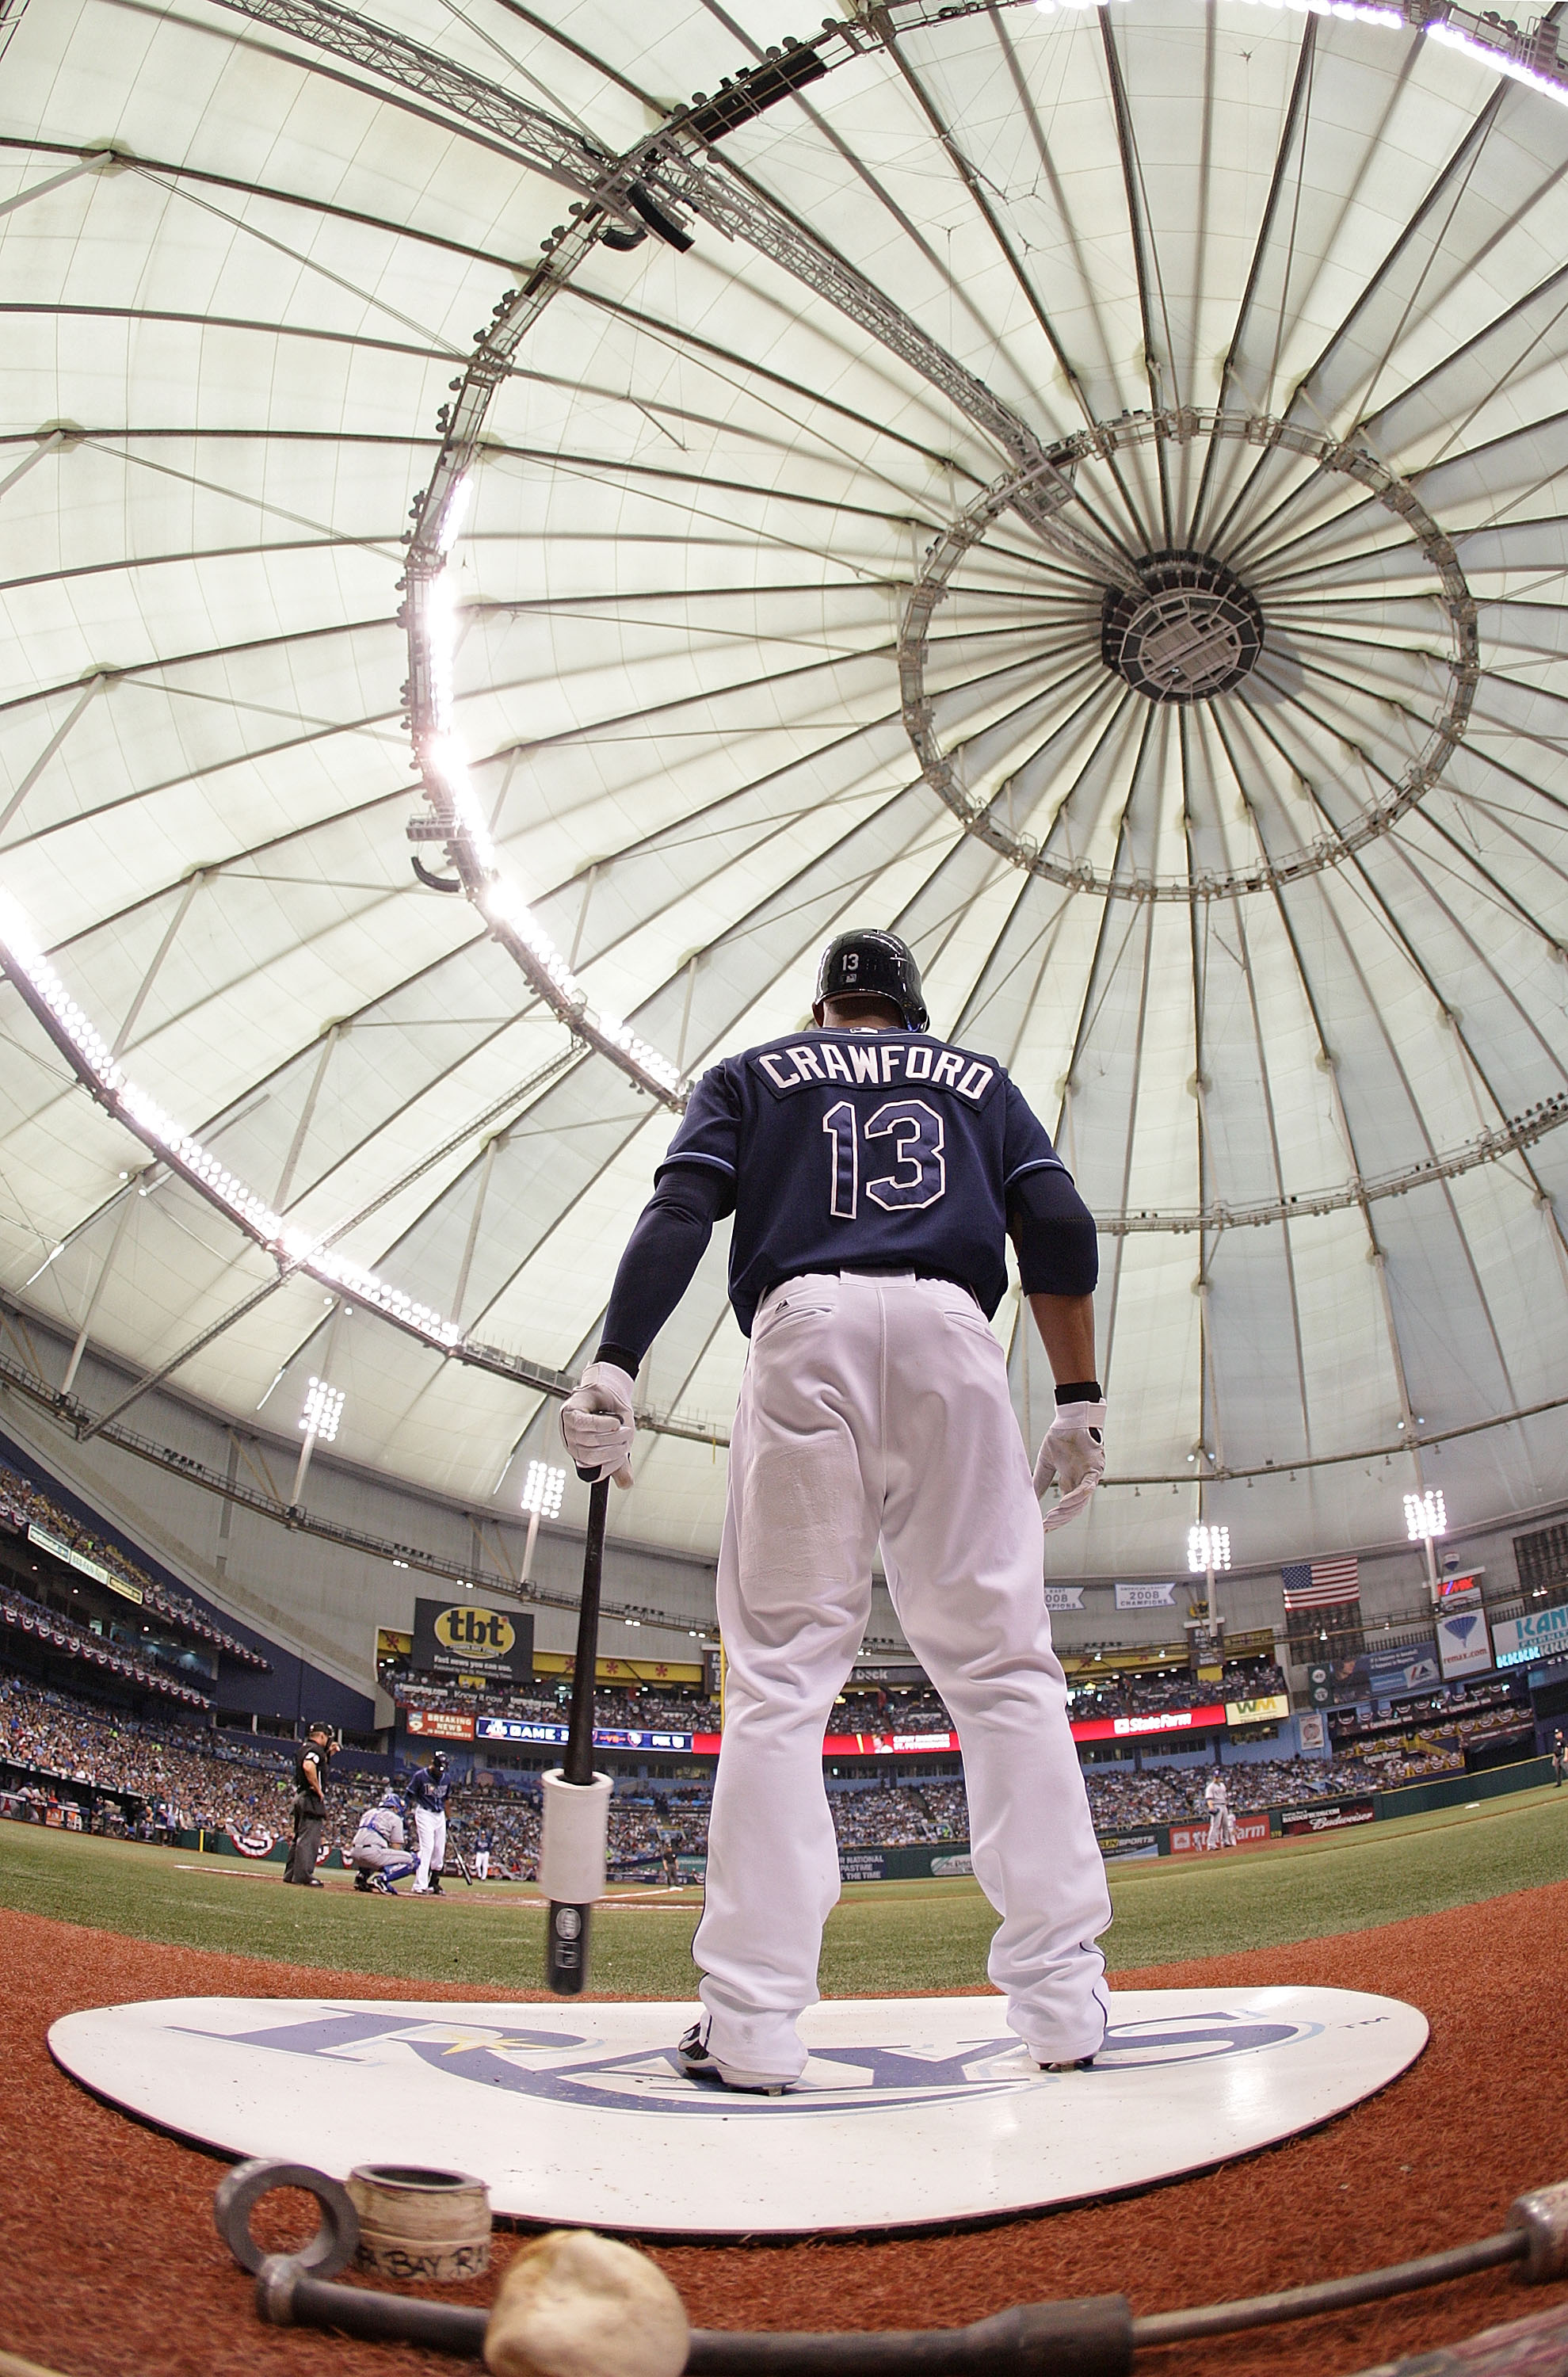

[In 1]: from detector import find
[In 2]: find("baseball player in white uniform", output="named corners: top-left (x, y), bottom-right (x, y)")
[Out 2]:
top-left (563, 929), bottom-right (1110, 2093)
top-left (406, 1752), bottom-right (449, 1894)
top-left (1204, 1772), bottom-right (1237, 1849)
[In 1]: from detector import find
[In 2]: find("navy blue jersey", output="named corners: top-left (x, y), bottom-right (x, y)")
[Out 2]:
top-left (659, 1028), bottom-right (1065, 1333)
top-left (407, 1765), bottom-right (450, 1813)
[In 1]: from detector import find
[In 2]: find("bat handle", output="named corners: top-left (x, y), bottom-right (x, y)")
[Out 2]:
top-left (546, 1900), bottom-right (592, 1994)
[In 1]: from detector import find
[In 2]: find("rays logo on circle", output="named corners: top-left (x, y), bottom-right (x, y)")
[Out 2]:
top-left (197, 2006), bottom-right (1325, 2119)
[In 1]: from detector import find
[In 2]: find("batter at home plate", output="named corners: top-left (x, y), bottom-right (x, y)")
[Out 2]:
top-left (563, 929), bottom-right (1112, 2095)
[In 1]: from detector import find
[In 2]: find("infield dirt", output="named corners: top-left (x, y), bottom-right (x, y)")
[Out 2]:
top-left (3, 1879), bottom-right (1565, 2377)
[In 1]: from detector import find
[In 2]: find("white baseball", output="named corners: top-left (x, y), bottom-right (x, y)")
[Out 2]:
top-left (483, 2229), bottom-right (689, 2377)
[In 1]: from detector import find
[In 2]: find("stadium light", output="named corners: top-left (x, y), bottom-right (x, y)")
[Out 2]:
top-left (1405, 1487), bottom-right (1447, 1542)
top-left (521, 1460), bottom-right (567, 1520)
top-left (1187, 1523), bottom-right (1230, 1575)
top-left (299, 1375), bottom-right (345, 1444)
top-left (519, 1459), bottom-right (567, 1585)
top-left (1187, 1517), bottom-right (1230, 1633)
top-left (1406, 1485), bottom-right (1448, 1597)
top-left (291, 1375), bottom-right (345, 1505)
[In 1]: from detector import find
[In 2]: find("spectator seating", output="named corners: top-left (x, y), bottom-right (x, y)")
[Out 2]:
top-left (0, 1461), bottom-right (268, 1669)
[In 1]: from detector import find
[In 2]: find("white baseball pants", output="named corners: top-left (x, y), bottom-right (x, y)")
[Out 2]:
top-left (1206, 1808), bottom-right (1237, 1850)
top-left (693, 1271), bottom-right (1112, 2081)
top-left (475, 1850), bottom-right (490, 1879)
top-left (414, 1807), bottom-right (446, 1888)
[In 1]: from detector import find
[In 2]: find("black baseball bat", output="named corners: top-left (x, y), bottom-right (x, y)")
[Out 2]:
top-left (544, 1472), bottom-right (609, 1994)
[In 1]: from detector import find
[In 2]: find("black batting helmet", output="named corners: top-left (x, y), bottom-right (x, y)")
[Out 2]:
top-left (813, 929), bottom-right (928, 1032)
top-left (429, 1749), bottom-right (448, 1776)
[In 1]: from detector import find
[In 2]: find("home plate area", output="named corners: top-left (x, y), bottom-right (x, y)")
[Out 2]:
top-left (49, 1986), bottom-right (1426, 2236)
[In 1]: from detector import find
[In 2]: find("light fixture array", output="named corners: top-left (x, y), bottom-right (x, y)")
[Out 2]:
top-left (0, 888), bottom-right (464, 1356)
top-left (300, 1375), bottom-right (345, 1444)
top-left (1405, 1488), bottom-right (1448, 1543)
top-left (1188, 1522), bottom-right (1232, 1574)
top-left (521, 1459), bottom-right (567, 1521)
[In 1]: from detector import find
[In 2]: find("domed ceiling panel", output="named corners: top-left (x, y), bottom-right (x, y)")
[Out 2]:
top-left (2, 0), bottom-right (1566, 1576)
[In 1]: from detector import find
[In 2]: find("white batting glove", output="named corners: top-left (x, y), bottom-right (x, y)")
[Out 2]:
top-left (1034, 1400), bottom-right (1106, 1532)
top-left (560, 1360), bottom-right (635, 1489)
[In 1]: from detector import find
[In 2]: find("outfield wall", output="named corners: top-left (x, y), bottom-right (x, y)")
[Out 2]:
top-left (830, 1753), bottom-right (1557, 1877)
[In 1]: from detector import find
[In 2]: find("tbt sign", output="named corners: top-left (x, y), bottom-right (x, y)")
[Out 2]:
top-left (412, 1597), bottom-right (533, 1684)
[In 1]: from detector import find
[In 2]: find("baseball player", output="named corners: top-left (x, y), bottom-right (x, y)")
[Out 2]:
top-left (1204, 1772), bottom-right (1237, 1850)
top-left (406, 1751), bottom-right (450, 1894)
top-left (563, 928), bottom-right (1111, 2093)
top-left (351, 1789), bottom-right (418, 1894)
top-left (472, 1822), bottom-right (493, 1881)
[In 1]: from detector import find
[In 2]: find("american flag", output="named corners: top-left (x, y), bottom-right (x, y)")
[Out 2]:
top-left (1280, 1555), bottom-right (1360, 1611)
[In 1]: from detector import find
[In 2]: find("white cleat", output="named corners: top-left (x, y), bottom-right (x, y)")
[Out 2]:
top-left (675, 2022), bottom-right (792, 2096)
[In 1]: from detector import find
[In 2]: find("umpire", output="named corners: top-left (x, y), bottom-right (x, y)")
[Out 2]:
top-left (284, 1722), bottom-right (334, 1885)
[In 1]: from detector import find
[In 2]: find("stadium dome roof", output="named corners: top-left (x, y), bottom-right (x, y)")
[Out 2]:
top-left (2, 0), bottom-right (1566, 1578)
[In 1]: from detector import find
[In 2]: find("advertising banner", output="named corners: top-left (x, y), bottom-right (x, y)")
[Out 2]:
top-left (838, 1850), bottom-right (887, 1881)
top-left (533, 1653), bottom-right (702, 1685)
top-left (1185, 1620), bottom-right (1224, 1668)
top-left (822, 1730), bottom-right (959, 1757)
top-left (1367, 1642), bottom-right (1440, 1698)
top-left (1493, 1603), bottom-right (1568, 1669)
top-left (1436, 1609), bottom-right (1493, 1681)
top-left (29, 1522), bottom-right (143, 1603)
top-left (1169, 1811), bottom-right (1270, 1854)
top-left (1097, 1828), bottom-right (1163, 1861)
top-left (405, 1709), bottom-right (475, 1741)
top-left (1308, 1646), bottom-right (1440, 1705)
top-left (929, 1852), bottom-right (974, 1875)
top-left (1115, 1581), bottom-right (1178, 1610)
top-left (1071, 1704), bottom-right (1226, 1742)
top-left (1297, 1712), bottom-right (1327, 1751)
top-left (1278, 1798), bottom-right (1375, 1835)
top-left (1436, 1572), bottom-right (1482, 1610)
top-left (1226, 1694), bottom-right (1290, 1726)
top-left (475, 1715), bottom-right (702, 1753)
top-left (1307, 1658), bottom-right (1366, 1708)
top-left (412, 1598), bottom-right (532, 1685)
top-left (475, 1715), bottom-right (567, 1746)
top-left (1042, 1586), bottom-right (1085, 1612)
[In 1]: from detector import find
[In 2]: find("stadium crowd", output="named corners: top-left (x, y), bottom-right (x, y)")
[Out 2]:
top-left (394, 1676), bottom-right (724, 1734)
top-left (1065, 1658), bottom-right (1288, 1723)
top-left (2, 1656), bottom-right (1539, 1876)
top-left (0, 1670), bottom-right (299, 1836)
top-left (0, 1463), bottom-right (264, 1666)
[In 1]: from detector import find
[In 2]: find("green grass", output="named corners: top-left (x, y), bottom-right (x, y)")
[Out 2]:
top-left (5, 1788), bottom-right (1566, 1998)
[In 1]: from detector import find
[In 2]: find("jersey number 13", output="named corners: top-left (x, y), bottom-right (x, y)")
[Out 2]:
top-left (822, 1098), bottom-right (946, 1218)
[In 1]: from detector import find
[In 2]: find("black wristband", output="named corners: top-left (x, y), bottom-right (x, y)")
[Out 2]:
top-left (594, 1344), bottom-right (639, 1378)
top-left (1055, 1380), bottom-right (1102, 1406)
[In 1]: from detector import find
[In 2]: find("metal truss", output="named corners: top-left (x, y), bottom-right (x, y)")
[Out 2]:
top-left (0, 1314), bottom-right (704, 1630)
top-left (196, 0), bottom-right (1568, 1102)
top-left (898, 409), bottom-right (1480, 902)
top-left (1101, 1085), bottom-right (1568, 1235)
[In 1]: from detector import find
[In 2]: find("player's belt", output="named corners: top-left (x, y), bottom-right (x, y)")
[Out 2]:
top-left (796, 1267), bottom-right (982, 1304)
